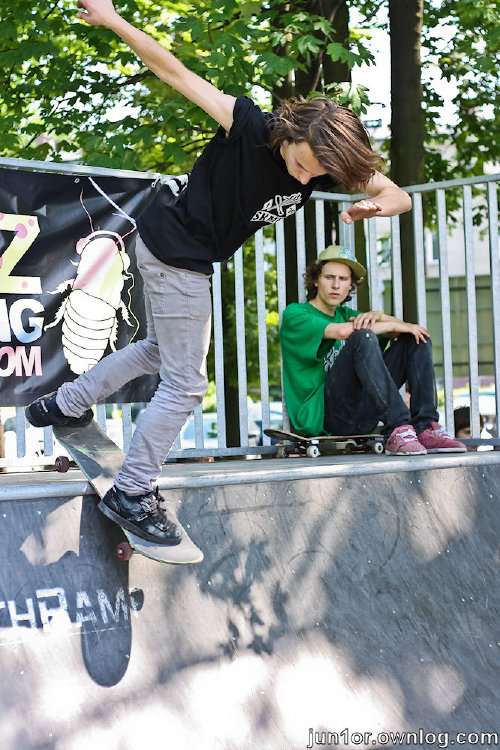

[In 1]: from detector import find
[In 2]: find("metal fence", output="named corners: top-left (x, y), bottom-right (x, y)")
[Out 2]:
top-left (1, 158), bottom-right (499, 469)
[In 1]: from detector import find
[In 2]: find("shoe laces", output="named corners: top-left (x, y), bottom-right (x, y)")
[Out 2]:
top-left (396, 426), bottom-right (418, 443)
top-left (432, 425), bottom-right (450, 438)
top-left (141, 487), bottom-right (177, 533)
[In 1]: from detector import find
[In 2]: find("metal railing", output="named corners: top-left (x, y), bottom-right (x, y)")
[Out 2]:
top-left (1, 157), bottom-right (499, 469)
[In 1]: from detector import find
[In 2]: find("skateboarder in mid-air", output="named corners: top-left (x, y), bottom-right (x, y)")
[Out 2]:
top-left (26, 0), bottom-right (413, 545)
top-left (280, 245), bottom-right (466, 455)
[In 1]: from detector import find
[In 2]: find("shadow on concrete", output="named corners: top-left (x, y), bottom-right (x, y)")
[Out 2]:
top-left (0, 493), bottom-right (143, 688)
top-left (0, 458), bottom-right (499, 749)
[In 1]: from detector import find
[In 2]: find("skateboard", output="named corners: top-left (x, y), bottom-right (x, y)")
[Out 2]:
top-left (53, 420), bottom-right (203, 564)
top-left (264, 428), bottom-right (385, 457)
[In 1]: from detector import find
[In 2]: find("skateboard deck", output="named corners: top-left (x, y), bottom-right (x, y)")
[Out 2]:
top-left (264, 428), bottom-right (385, 457)
top-left (53, 420), bottom-right (203, 564)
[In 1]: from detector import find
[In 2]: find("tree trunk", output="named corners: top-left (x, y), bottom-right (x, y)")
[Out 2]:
top-left (389, 0), bottom-right (425, 323)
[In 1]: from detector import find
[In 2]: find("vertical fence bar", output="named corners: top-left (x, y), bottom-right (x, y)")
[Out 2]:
top-left (463, 185), bottom-right (480, 437)
top-left (366, 218), bottom-right (382, 310)
top-left (122, 403), bottom-right (133, 451)
top-left (211, 263), bottom-right (227, 449)
top-left (255, 230), bottom-right (271, 444)
top-left (410, 189), bottom-right (429, 441)
top-left (338, 201), bottom-right (356, 307)
top-left (276, 220), bottom-right (287, 323)
top-left (276, 220), bottom-right (289, 429)
top-left (436, 188), bottom-right (454, 431)
top-left (96, 403), bottom-right (106, 430)
top-left (412, 192), bottom-right (427, 327)
top-left (193, 404), bottom-right (204, 449)
top-left (487, 181), bottom-right (500, 434)
top-left (315, 199), bottom-right (326, 256)
top-left (43, 426), bottom-right (53, 457)
top-left (296, 208), bottom-right (307, 303)
top-left (234, 247), bottom-right (249, 446)
top-left (338, 201), bottom-right (355, 249)
top-left (390, 215), bottom-right (404, 320)
top-left (16, 407), bottom-right (26, 457)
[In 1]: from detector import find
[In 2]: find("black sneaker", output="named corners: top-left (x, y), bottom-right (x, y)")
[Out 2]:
top-left (25, 391), bottom-right (94, 428)
top-left (98, 486), bottom-right (182, 546)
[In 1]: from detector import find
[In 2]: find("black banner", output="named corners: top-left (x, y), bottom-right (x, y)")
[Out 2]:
top-left (0, 167), bottom-right (159, 406)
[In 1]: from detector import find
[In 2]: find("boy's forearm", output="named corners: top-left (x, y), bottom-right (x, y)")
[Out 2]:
top-left (323, 322), bottom-right (354, 340)
top-left (371, 320), bottom-right (401, 336)
top-left (371, 186), bottom-right (412, 217)
top-left (326, 320), bottom-right (397, 340)
top-left (105, 14), bottom-right (184, 84)
top-left (378, 312), bottom-right (402, 325)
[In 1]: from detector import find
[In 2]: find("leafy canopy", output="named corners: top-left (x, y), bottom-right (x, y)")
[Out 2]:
top-left (0, 0), bottom-right (373, 173)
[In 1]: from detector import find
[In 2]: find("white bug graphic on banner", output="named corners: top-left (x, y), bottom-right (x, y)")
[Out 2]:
top-left (45, 180), bottom-right (139, 375)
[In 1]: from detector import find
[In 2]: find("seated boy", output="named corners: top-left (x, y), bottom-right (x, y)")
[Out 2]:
top-left (280, 245), bottom-right (466, 455)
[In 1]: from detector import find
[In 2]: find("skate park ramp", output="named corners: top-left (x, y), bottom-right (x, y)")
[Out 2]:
top-left (0, 451), bottom-right (499, 750)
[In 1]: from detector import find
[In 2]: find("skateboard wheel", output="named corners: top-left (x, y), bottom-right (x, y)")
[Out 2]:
top-left (116, 542), bottom-right (133, 561)
top-left (280, 446), bottom-right (291, 458)
top-left (55, 455), bottom-right (70, 473)
top-left (306, 445), bottom-right (320, 458)
top-left (344, 440), bottom-right (356, 454)
top-left (372, 441), bottom-right (384, 454)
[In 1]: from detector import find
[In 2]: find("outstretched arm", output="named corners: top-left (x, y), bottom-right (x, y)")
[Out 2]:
top-left (77, 0), bottom-right (236, 132)
top-left (340, 171), bottom-right (412, 225)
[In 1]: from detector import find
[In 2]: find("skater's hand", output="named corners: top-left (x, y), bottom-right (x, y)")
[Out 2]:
top-left (396, 321), bottom-right (430, 344)
top-left (77, 0), bottom-right (119, 27)
top-left (350, 311), bottom-right (382, 330)
top-left (340, 199), bottom-right (382, 225)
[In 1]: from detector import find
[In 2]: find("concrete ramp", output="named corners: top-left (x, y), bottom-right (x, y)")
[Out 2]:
top-left (0, 454), bottom-right (499, 750)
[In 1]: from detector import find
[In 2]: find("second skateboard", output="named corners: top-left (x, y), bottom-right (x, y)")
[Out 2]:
top-left (264, 428), bottom-right (385, 457)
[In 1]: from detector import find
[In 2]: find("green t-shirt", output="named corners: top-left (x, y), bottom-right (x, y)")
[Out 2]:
top-left (280, 302), bottom-right (361, 436)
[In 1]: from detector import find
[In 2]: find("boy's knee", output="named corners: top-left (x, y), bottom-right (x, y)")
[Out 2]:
top-left (183, 370), bottom-right (208, 407)
top-left (193, 377), bottom-right (208, 406)
top-left (349, 328), bottom-right (378, 348)
top-left (399, 332), bottom-right (433, 353)
top-left (137, 339), bottom-right (161, 373)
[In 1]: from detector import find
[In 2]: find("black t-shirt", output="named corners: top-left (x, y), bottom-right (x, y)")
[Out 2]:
top-left (137, 96), bottom-right (335, 275)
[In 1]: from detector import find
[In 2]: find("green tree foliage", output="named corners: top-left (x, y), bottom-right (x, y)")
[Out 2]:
top-left (423, 0), bottom-right (500, 180)
top-left (353, 0), bottom-right (500, 181)
top-left (0, 0), bottom-right (372, 173)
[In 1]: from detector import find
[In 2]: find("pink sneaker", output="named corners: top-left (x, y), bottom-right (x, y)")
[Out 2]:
top-left (385, 425), bottom-right (427, 455)
top-left (417, 422), bottom-right (467, 453)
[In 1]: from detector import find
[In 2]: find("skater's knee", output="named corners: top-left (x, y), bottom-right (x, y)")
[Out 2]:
top-left (138, 339), bottom-right (161, 373)
top-left (161, 371), bottom-right (208, 407)
top-left (192, 375), bottom-right (209, 405)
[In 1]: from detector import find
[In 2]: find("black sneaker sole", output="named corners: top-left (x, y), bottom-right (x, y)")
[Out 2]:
top-left (98, 500), bottom-right (182, 546)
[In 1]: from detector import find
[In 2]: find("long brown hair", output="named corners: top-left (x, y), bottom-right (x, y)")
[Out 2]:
top-left (268, 97), bottom-right (383, 192)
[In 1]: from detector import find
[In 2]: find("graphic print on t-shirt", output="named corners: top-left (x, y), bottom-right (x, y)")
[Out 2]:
top-left (251, 193), bottom-right (303, 223)
top-left (324, 340), bottom-right (345, 372)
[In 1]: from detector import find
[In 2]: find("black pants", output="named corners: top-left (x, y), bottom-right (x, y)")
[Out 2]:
top-left (324, 330), bottom-right (439, 438)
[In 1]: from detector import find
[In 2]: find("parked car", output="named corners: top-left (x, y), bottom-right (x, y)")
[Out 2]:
top-left (251, 402), bottom-right (284, 445)
top-left (179, 412), bottom-right (260, 450)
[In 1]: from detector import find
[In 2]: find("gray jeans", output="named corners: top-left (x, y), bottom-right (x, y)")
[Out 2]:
top-left (56, 235), bottom-right (212, 494)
